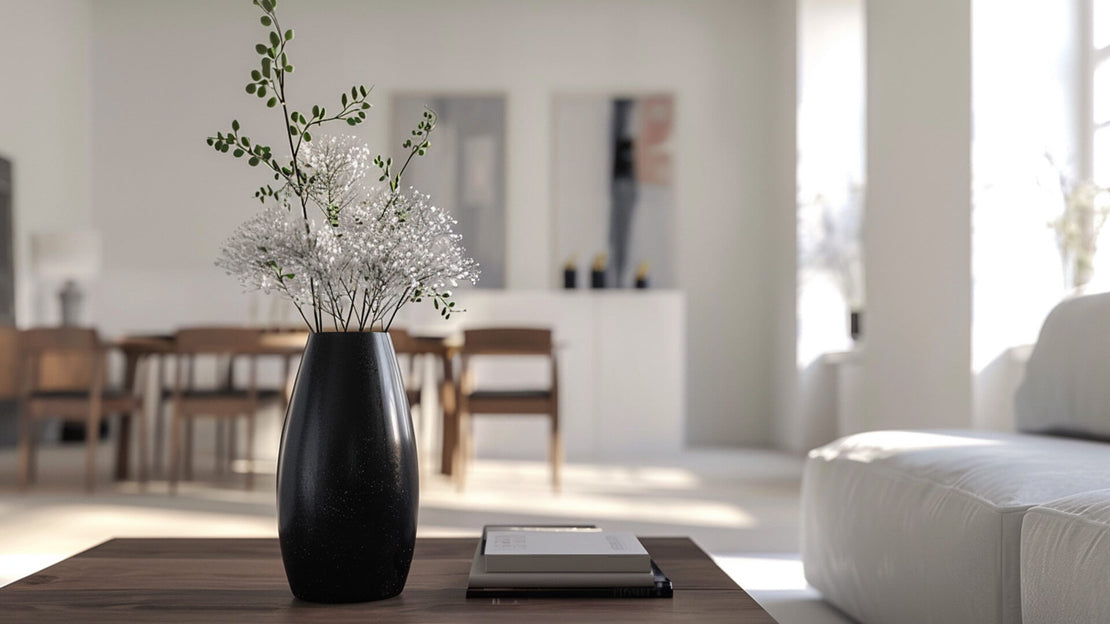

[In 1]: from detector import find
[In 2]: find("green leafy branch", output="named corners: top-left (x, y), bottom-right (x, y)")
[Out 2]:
top-left (208, 0), bottom-right (459, 333)
top-left (207, 0), bottom-right (372, 215)
top-left (374, 109), bottom-right (437, 197)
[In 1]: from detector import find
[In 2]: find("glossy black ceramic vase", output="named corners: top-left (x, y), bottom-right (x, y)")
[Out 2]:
top-left (277, 331), bottom-right (419, 603)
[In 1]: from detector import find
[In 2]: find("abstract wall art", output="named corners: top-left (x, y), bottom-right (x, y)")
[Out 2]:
top-left (553, 93), bottom-right (675, 289)
top-left (391, 94), bottom-right (507, 288)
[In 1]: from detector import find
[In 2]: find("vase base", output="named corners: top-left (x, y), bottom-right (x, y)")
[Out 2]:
top-left (291, 586), bottom-right (404, 604)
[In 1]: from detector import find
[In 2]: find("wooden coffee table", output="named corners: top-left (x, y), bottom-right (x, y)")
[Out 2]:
top-left (0, 537), bottom-right (775, 623)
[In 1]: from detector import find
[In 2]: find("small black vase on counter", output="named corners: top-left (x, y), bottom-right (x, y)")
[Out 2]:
top-left (590, 253), bottom-right (608, 289)
top-left (563, 267), bottom-right (577, 289)
top-left (277, 331), bottom-right (418, 603)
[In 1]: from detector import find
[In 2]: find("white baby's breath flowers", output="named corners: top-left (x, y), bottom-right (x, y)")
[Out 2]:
top-left (217, 135), bottom-right (479, 331)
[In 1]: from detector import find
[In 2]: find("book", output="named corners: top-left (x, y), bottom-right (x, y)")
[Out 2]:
top-left (483, 530), bottom-right (651, 573)
top-left (466, 525), bottom-right (674, 599)
top-left (469, 542), bottom-right (657, 588)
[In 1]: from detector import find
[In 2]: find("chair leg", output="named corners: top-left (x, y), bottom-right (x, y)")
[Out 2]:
top-left (136, 406), bottom-right (149, 486)
top-left (86, 415), bottom-right (101, 494)
top-left (214, 420), bottom-right (226, 475)
top-left (245, 413), bottom-right (255, 489)
top-left (152, 357), bottom-right (165, 478)
top-left (454, 411), bottom-right (470, 492)
top-left (169, 415), bottom-right (183, 495)
top-left (17, 411), bottom-right (33, 491)
top-left (184, 418), bottom-right (194, 481)
top-left (228, 418), bottom-right (238, 475)
top-left (550, 418), bottom-right (563, 493)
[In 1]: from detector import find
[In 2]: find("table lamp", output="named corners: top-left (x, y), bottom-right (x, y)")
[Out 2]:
top-left (30, 230), bottom-right (101, 326)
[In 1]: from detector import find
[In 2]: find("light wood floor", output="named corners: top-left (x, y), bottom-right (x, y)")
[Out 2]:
top-left (0, 440), bottom-right (852, 624)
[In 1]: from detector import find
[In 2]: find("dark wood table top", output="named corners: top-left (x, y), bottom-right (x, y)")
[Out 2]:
top-left (0, 537), bottom-right (775, 623)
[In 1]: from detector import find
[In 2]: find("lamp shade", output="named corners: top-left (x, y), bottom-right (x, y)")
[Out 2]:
top-left (30, 230), bottom-right (102, 280)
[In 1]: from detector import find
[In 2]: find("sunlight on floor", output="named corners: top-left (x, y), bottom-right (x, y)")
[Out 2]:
top-left (714, 555), bottom-right (809, 591)
top-left (0, 446), bottom-right (852, 623)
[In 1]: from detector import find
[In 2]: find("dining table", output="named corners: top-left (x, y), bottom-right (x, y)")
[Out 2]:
top-left (111, 329), bottom-right (463, 483)
top-left (112, 330), bottom-right (311, 482)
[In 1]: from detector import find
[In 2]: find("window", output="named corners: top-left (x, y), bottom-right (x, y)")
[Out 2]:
top-left (1091, 0), bottom-right (1110, 184)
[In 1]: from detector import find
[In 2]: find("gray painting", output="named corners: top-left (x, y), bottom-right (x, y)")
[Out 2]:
top-left (391, 94), bottom-right (506, 288)
top-left (553, 94), bottom-right (675, 289)
top-left (0, 157), bottom-right (12, 325)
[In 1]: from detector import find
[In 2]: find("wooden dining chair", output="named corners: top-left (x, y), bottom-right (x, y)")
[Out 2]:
top-left (456, 327), bottom-right (561, 491)
top-left (388, 327), bottom-right (425, 412)
top-left (168, 327), bottom-right (280, 493)
top-left (17, 327), bottom-right (147, 492)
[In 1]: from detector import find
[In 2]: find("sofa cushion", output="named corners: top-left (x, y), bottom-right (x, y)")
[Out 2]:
top-left (1021, 489), bottom-right (1110, 624)
top-left (1015, 291), bottom-right (1110, 439)
top-left (802, 429), bottom-right (1110, 624)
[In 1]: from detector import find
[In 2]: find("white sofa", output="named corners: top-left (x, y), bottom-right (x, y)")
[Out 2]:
top-left (801, 292), bottom-right (1110, 624)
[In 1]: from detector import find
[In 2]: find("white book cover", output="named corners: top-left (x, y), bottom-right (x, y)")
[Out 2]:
top-left (467, 543), bottom-right (656, 588)
top-left (483, 530), bottom-right (651, 573)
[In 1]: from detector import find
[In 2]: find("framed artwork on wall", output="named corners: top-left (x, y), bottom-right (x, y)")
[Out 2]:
top-left (390, 93), bottom-right (507, 288)
top-left (0, 156), bottom-right (12, 324)
top-left (553, 93), bottom-right (676, 289)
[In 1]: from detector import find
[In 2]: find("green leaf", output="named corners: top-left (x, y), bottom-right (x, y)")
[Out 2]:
top-left (359, 85), bottom-right (367, 97)
top-left (303, 131), bottom-right (312, 142)
top-left (255, 43), bottom-right (267, 55)
top-left (267, 97), bottom-right (278, 108)
top-left (231, 119), bottom-right (240, 131)
top-left (246, 83), bottom-right (256, 94)
top-left (341, 93), bottom-right (348, 106)
top-left (269, 31), bottom-right (280, 47)
top-left (251, 70), bottom-right (261, 81)
top-left (248, 157), bottom-right (260, 166)
top-left (285, 65), bottom-right (294, 73)
top-left (233, 149), bottom-right (244, 157)
top-left (260, 15), bottom-right (272, 26)
top-left (285, 29), bottom-right (294, 40)
top-left (312, 104), bottom-right (320, 117)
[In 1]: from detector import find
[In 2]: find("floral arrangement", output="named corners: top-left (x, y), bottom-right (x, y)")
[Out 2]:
top-left (1046, 156), bottom-right (1110, 291)
top-left (209, 0), bottom-right (478, 332)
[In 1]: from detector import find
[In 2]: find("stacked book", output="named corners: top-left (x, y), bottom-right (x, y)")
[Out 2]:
top-left (466, 525), bottom-right (673, 598)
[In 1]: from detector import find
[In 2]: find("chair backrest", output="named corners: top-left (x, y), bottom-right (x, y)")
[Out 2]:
top-left (174, 327), bottom-right (263, 354)
top-left (459, 328), bottom-right (556, 395)
top-left (0, 326), bottom-right (19, 399)
top-left (20, 327), bottom-right (100, 353)
top-left (461, 328), bottom-right (552, 356)
top-left (18, 327), bottom-right (102, 394)
top-left (388, 327), bottom-right (419, 354)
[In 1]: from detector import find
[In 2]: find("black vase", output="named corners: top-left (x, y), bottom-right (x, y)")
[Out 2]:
top-left (277, 331), bottom-right (419, 603)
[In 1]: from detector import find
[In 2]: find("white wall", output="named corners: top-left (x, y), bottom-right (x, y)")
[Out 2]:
top-left (0, 0), bottom-right (91, 325)
top-left (770, 0), bottom-right (800, 450)
top-left (862, 0), bottom-right (973, 431)
top-left (80, 0), bottom-right (783, 446)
